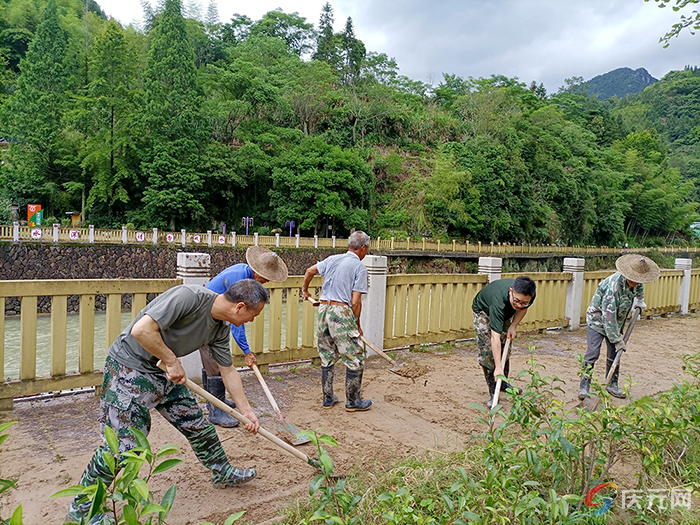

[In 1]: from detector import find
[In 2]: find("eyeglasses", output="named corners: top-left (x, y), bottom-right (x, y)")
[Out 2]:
top-left (510, 290), bottom-right (531, 308)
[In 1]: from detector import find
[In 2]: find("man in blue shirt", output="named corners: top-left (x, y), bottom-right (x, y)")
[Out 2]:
top-left (302, 231), bottom-right (371, 412)
top-left (201, 246), bottom-right (288, 426)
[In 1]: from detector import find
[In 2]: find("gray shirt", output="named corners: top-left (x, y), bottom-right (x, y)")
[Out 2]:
top-left (317, 251), bottom-right (368, 305)
top-left (109, 285), bottom-right (232, 374)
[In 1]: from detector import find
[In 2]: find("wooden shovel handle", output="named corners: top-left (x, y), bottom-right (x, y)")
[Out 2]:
top-left (156, 362), bottom-right (312, 465)
top-left (304, 296), bottom-right (320, 307)
top-left (491, 338), bottom-right (512, 408)
top-left (360, 335), bottom-right (397, 366)
top-left (252, 364), bottom-right (284, 416)
top-left (605, 307), bottom-right (641, 383)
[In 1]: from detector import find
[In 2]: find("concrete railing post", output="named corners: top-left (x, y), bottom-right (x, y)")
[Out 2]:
top-left (180, 229), bottom-right (186, 247)
top-left (478, 257), bottom-right (502, 283)
top-left (53, 224), bottom-right (60, 243)
top-left (332, 236), bottom-right (336, 248)
top-left (207, 230), bottom-right (212, 247)
top-left (152, 228), bottom-right (158, 245)
top-left (564, 257), bottom-right (585, 330)
top-left (360, 255), bottom-right (388, 354)
top-left (254, 232), bottom-right (259, 246)
top-left (12, 221), bottom-right (19, 242)
top-left (275, 233), bottom-right (280, 247)
top-left (89, 225), bottom-right (95, 243)
top-left (121, 225), bottom-right (128, 244)
top-left (176, 252), bottom-right (211, 382)
top-left (676, 258), bottom-right (692, 314)
top-left (314, 235), bottom-right (318, 248)
top-left (231, 232), bottom-right (236, 247)
top-left (295, 234), bottom-right (300, 248)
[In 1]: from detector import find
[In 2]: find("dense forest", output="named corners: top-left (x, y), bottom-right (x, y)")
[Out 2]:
top-left (0, 0), bottom-right (698, 246)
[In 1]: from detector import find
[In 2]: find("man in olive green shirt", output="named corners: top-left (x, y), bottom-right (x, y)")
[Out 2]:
top-left (472, 276), bottom-right (536, 407)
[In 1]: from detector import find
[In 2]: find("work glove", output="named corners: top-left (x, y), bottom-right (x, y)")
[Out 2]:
top-left (615, 341), bottom-right (626, 353)
top-left (632, 297), bottom-right (646, 312)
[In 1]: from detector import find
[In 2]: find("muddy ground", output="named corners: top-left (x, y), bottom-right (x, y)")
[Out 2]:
top-left (1, 312), bottom-right (698, 524)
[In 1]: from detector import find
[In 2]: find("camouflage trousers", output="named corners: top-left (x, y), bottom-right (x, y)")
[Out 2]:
top-left (317, 304), bottom-right (364, 371)
top-left (70, 356), bottom-right (240, 517)
top-left (473, 311), bottom-right (508, 372)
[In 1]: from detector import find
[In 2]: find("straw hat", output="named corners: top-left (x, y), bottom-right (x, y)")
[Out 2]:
top-left (245, 246), bottom-right (288, 282)
top-left (615, 254), bottom-right (660, 284)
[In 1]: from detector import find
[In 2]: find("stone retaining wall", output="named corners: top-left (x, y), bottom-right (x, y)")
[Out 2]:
top-left (1, 243), bottom-right (341, 314)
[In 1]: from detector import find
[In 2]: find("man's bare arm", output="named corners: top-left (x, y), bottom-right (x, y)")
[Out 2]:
top-left (351, 291), bottom-right (363, 336)
top-left (302, 264), bottom-right (319, 300)
top-left (130, 315), bottom-right (186, 384)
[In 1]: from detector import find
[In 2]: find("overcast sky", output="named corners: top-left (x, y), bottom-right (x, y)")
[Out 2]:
top-left (96, 0), bottom-right (698, 93)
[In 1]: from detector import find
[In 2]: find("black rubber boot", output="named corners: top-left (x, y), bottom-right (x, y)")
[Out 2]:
top-left (203, 372), bottom-right (239, 428)
top-left (578, 364), bottom-right (593, 400)
top-left (501, 360), bottom-right (523, 394)
top-left (189, 425), bottom-right (256, 487)
top-left (321, 366), bottom-right (339, 408)
top-left (345, 369), bottom-right (372, 411)
top-left (606, 359), bottom-right (626, 399)
top-left (483, 366), bottom-right (497, 408)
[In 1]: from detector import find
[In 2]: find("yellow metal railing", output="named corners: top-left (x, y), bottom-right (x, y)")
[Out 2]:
top-left (690, 269), bottom-right (700, 312)
top-left (0, 279), bottom-right (181, 405)
top-left (502, 272), bottom-right (572, 331)
top-left (384, 274), bottom-right (487, 348)
top-left (644, 270), bottom-right (684, 316)
top-left (581, 271), bottom-right (615, 324)
top-left (231, 276), bottom-right (322, 368)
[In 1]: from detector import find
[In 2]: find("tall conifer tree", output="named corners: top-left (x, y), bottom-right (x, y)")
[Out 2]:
top-left (140, 0), bottom-right (209, 229)
top-left (1, 0), bottom-right (71, 214)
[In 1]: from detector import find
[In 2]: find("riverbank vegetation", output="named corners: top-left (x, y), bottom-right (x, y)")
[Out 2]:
top-left (0, 0), bottom-right (698, 247)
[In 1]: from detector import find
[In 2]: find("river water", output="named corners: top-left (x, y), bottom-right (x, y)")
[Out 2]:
top-left (2, 305), bottom-right (314, 380)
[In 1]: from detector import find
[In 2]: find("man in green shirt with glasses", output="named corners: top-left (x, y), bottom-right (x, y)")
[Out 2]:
top-left (472, 276), bottom-right (537, 408)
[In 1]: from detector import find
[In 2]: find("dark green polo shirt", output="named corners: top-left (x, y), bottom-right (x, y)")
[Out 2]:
top-left (472, 278), bottom-right (535, 334)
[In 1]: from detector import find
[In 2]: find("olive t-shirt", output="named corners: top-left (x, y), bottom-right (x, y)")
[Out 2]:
top-left (109, 285), bottom-right (232, 374)
top-left (471, 278), bottom-right (535, 334)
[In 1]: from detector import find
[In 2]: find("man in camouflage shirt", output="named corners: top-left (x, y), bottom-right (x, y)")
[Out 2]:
top-left (302, 231), bottom-right (371, 411)
top-left (579, 254), bottom-right (660, 399)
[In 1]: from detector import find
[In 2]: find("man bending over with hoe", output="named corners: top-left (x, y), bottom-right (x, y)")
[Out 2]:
top-left (472, 276), bottom-right (536, 408)
top-left (302, 231), bottom-right (372, 412)
top-left (579, 254), bottom-right (659, 400)
top-left (199, 246), bottom-right (288, 427)
top-left (67, 279), bottom-right (268, 523)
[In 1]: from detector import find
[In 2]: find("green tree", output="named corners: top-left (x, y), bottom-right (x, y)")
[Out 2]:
top-left (1, 0), bottom-right (73, 216)
top-left (313, 2), bottom-right (339, 67)
top-left (72, 19), bottom-right (139, 221)
top-left (646, 0), bottom-right (700, 45)
top-left (339, 17), bottom-right (364, 85)
top-left (140, 0), bottom-right (211, 230)
top-left (249, 9), bottom-right (315, 56)
top-left (269, 137), bottom-right (372, 235)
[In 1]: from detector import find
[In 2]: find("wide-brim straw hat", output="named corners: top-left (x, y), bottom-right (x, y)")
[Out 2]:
top-left (246, 246), bottom-right (288, 282)
top-left (615, 254), bottom-right (661, 284)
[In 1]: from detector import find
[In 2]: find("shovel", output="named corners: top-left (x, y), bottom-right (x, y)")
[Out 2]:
top-left (605, 306), bottom-right (641, 383)
top-left (251, 363), bottom-right (311, 446)
top-left (490, 338), bottom-right (512, 409)
top-left (360, 335), bottom-right (431, 380)
top-left (576, 306), bottom-right (641, 411)
top-left (156, 362), bottom-right (323, 470)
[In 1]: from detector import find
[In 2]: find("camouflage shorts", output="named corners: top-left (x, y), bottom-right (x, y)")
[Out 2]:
top-left (100, 355), bottom-right (209, 452)
top-left (473, 311), bottom-right (508, 372)
top-left (317, 304), bottom-right (364, 371)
